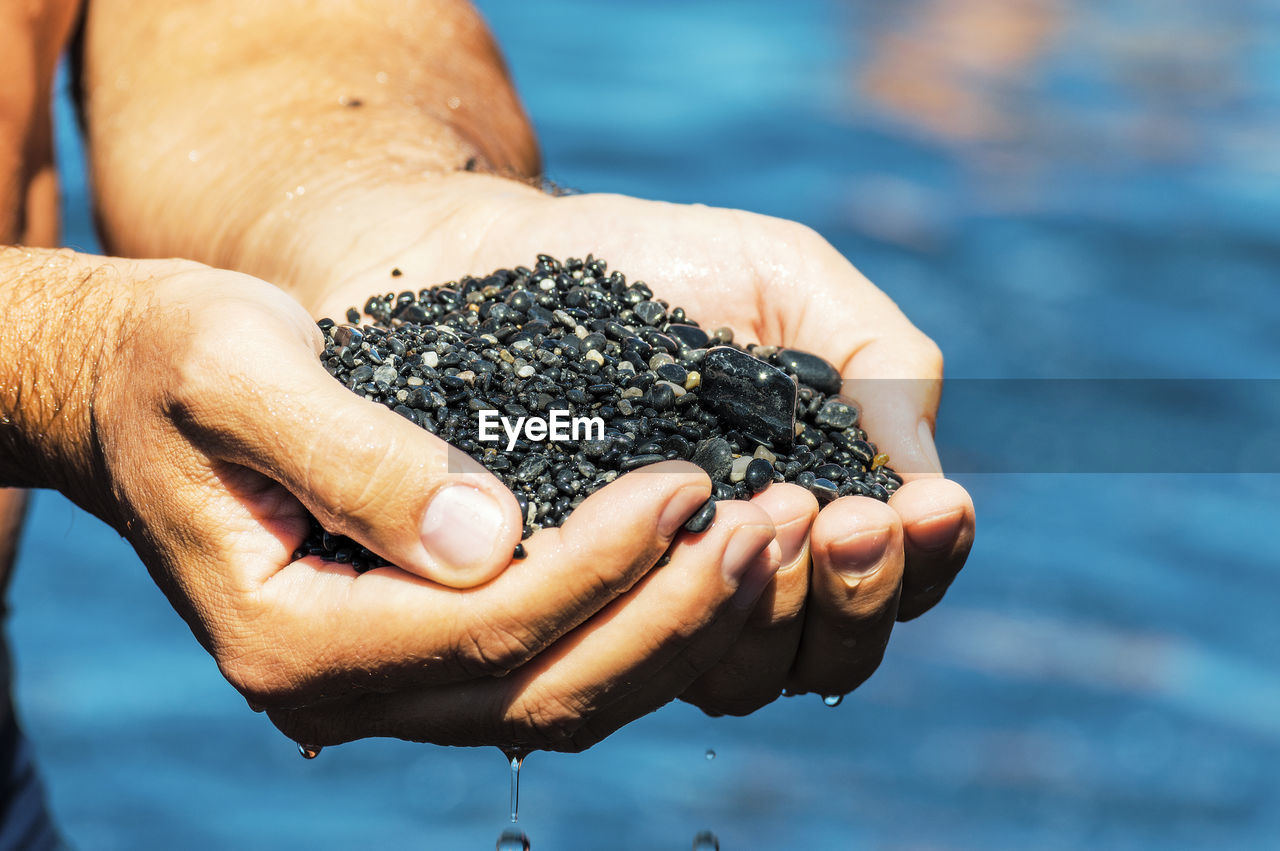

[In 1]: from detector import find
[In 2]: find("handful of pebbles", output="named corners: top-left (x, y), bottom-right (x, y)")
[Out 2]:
top-left (300, 255), bottom-right (900, 571)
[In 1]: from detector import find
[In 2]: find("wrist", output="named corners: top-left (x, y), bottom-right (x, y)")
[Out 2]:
top-left (242, 172), bottom-right (551, 318)
top-left (0, 248), bottom-right (175, 511)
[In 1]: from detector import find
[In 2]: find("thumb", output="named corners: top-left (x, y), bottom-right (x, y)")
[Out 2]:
top-left (175, 318), bottom-right (522, 588)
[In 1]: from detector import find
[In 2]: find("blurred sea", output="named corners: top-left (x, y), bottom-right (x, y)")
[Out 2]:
top-left (11, 0), bottom-right (1280, 848)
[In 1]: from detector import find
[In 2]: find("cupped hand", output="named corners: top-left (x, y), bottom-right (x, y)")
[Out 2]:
top-left (75, 258), bottom-right (782, 749)
top-left (303, 175), bottom-right (975, 715)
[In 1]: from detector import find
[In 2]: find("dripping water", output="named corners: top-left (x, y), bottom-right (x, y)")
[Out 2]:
top-left (692, 830), bottom-right (720, 850)
top-left (297, 743), bottom-right (322, 759)
top-left (496, 829), bottom-right (530, 851)
top-left (503, 748), bottom-right (528, 823)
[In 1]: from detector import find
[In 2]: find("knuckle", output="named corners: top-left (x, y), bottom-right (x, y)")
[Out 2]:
top-left (813, 645), bottom-right (890, 697)
top-left (668, 643), bottom-right (716, 685)
top-left (451, 607), bottom-right (543, 677)
top-left (214, 609), bottom-right (321, 709)
top-left (307, 426), bottom-right (419, 533)
top-left (844, 648), bottom-right (888, 692)
top-left (914, 336), bottom-right (945, 379)
top-left (897, 581), bottom-right (950, 621)
top-left (508, 690), bottom-right (589, 752)
top-left (687, 660), bottom-right (784, 717)
top-left (712, 692), bottom-right (778, 717)
top-left (163, 331), bottom-right (259, 438)
top-left (266, 705), bottom-right (341, 747)
top-left (218, 649), bottom-right (302, 709)
top-left (562, 716), bottom-right (618, 754)
top-left (687, 685), bottom-right (777, 718)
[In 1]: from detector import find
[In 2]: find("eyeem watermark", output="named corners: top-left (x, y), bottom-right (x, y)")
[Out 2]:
top-left (478, 409), bottom-right (605, 451)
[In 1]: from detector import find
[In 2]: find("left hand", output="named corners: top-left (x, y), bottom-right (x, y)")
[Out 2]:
top-left (293, 174), bottom-right (975, 716)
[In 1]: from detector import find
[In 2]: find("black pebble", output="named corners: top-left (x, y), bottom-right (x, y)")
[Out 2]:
top-left (807, 477), bottom-right (840, 504)
top-left (744, 458), bottom-right (774, 494)
top-left (633, 300), bottom-right (667, 326)
top-left (665, 324), bottom-right (710, 349)
top-left (691, 437), bottom-right (733, 482)
top-left (775, 348), bottom-right (843, 396)
top-left (683, 498), bottom-right (716, 533)
top-left (302, 254), bottom-right (900, 573)
top-left (815, 399), bottom-right (859, 430)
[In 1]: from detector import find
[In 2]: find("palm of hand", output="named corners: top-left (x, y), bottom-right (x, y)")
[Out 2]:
top-left (312, 185), bottom-right (975, 714)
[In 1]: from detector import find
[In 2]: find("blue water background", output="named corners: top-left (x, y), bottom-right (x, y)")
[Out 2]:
top-left (11, 0), bottom-right (1280, 848)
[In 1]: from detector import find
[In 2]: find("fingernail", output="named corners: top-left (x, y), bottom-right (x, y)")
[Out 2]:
top-left (905, 508), bottom-right (964, 553)
top-left (916, 419), bottom-right (943, 476)
top-left (723, 525), bottom-right (779, 609)
top-left (828, 527), bottom-right (892, 578)
top-left (774, 512), bottom-right (813, 569)
top-left (659, 482), bottom-right (713, 537)
top-left (731, 539), bottom-right (782, 610)
top-left (421, 485), bottom-right (505, 569)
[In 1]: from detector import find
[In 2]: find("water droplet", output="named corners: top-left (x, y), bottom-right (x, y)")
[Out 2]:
top-left (780, 687), bottom-right (797, 698)
top-left (822, 694), bottom-right (843, 707)
top-left (496, 828), bottom-right (530, 851)
top-left (692, 830), bottom-right (720, 850)
top-left (704, 749), bottom-right (716, 761)
top-left (502, 748), bottom-right (528, 823)
top-left (297, 743), bottom-right (322, 759)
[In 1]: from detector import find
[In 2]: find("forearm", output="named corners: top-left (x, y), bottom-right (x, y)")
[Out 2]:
top-left (81, 0), bottom-right (541, 309)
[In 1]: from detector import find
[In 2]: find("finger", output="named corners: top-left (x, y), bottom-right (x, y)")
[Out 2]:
top-left (227, 461), bottom-right (712, 705)
top-left (839, 339), bottom-right (944, 481)
top-left (889, 478), bottom-right (975, 621)
top-left (172, 309), bottom-right (522, 588)
top-left (789, 496), bottom-right (903, 697)
top-left (681, 484), bottom-right (817, 716)
top-left (764, 233), bottom-right (946, 482)
top-left (267, 501), bottom-right (781, 749)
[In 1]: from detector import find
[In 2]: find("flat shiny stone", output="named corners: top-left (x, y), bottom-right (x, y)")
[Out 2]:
top-left (808, 477), bottom-right (840, 504)
top-left (620, 453), bottom-right (667, 471)
top-left (691, 437), bottom-right (733, 482)
top-left (666, 324), bottom-right (710, 348)
top-left (698, 347), bottom-right (797, 449)
top-left (333, 324), bottom-right (363, 348)
top-left (775, 348), bottom-right (842, 396)
top-left (633, 300), bottom-right (667, 326)
top-left (814, 398), bottom-right (859, 430)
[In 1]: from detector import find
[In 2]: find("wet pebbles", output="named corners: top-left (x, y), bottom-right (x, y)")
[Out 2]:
top-left (299, 255), bottom-right (901, 571)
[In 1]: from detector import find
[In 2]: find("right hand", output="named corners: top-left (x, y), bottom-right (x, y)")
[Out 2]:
top-left (29, 253), bottom-right (782, 751)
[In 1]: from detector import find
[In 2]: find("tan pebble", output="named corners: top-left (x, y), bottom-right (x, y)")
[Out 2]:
top-left (657, 380), bottom-right (686, 397)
